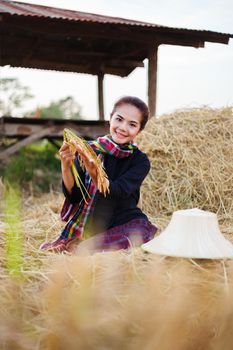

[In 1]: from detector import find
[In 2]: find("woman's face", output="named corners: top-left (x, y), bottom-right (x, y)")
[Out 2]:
top-left (109, 104), bottom-right (142, 145)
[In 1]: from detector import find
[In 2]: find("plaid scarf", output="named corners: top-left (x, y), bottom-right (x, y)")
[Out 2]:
top-left (60, 135), bottom-right (137, 241)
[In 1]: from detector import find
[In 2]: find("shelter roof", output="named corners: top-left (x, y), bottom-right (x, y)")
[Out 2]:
top-left (1, 0), bottom-right (232, 76)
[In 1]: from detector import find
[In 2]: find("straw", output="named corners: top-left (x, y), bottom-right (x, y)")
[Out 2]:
top-left (0, 107), bottom-right (233, 349)
top-left (137, 106), bottom-right (233, 241)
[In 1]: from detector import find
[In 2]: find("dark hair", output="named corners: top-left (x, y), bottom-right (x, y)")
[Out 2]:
top-left (110, 96), bottom-right (149, 130)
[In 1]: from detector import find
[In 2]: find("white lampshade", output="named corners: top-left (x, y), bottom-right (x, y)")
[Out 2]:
top-left (141, 208), bottom-right (233, 259)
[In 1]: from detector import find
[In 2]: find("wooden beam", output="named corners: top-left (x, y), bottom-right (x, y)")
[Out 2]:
top-left (0, 117), bottom-right (110, 139)
top-left (1, 34), bottom-right (139, 59)
top-left (0, 126), bottom-right (55, 160)
top-left (1, 54), bottom-right (133, 76)
top-left (98, 73), bottom-right (105, 120)
top-left (107, 59), bottom-right (144, 68)
top-left (148, 46), bottom-right (158, 117)
top-left (2, 38), bottom-right (145, 70)
top-left (161, 38), bottom-right (205, 48)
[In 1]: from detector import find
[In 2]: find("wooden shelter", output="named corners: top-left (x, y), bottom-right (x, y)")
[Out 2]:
top-left (0, 0), bottom-right (232, 159)
top-left (1, 0), bottom-right (233, 118)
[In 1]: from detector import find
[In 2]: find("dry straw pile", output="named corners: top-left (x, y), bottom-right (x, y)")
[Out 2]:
top-left (1, 107), bottom-right (233, 350)
top-left (138, 106), bottom-right (233, 238)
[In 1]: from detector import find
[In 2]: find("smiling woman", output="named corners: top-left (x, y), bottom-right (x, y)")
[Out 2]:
top-left (40, 95), bottom-right (157, 253)
top-left (109, 96), bottom-right (149, 144)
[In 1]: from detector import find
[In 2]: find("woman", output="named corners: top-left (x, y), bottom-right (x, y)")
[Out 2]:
top-left (40, 96), bottom-right (157, 253)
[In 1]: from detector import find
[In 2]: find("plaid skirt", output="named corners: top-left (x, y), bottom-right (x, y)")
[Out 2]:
top-left (71, 218), bottom-right (157, 254)
top-left (40, 219), bottom-right (157, 254)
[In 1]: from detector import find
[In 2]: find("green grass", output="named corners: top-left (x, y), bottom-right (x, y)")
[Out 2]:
top-left (1, 140), bottom-right (61, 192)
top-left (4, 184), bottom-right (24, 277)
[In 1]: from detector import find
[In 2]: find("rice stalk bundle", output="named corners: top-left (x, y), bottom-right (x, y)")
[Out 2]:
top-left (63, 128), bottom-right (109, 201)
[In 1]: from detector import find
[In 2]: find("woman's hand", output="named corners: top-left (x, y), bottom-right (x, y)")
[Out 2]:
top-left (59, 142), bottom-right (75, 171)
top-left (58, 142), bottom-right (76, 193)
top-left (59, 140), bottom-right (99, 189)
top-left (73, 142), bottom-right (98, 187)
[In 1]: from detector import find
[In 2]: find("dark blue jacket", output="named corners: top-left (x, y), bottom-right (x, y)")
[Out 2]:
top-left (63, 148), bottom-right (150, 235)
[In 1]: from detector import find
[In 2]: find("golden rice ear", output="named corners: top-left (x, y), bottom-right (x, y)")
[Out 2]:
top-left (63, 129), bottom-right (109, 198)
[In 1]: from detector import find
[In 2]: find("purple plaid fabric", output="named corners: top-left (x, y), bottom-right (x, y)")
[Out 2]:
top-left (60, 179), bottom-right (97, 240)
top-left (74, 219), bottom-right (158, 253)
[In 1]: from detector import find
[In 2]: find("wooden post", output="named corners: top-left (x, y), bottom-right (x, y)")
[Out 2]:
top-left (0, 126), bottom-right (55, 160)
top-left (148, 46), bottom-right (158, 117)
top-left (98, 73), bottom-right (105, 120)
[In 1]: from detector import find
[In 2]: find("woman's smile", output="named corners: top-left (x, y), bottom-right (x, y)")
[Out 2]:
top-left (115, 131), bottom-right (128, 139)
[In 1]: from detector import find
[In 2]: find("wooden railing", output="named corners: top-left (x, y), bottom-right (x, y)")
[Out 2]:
top-left (0, 116), bottom-right (109, 160)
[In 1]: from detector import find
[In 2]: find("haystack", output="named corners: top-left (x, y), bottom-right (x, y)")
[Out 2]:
top-left (137, 107), bottom-right (233, 239)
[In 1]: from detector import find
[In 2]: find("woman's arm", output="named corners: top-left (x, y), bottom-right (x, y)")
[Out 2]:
top-left (59, 142), bottom-right (75, 193)
top-left (59, 142), bottom-right (86, 204)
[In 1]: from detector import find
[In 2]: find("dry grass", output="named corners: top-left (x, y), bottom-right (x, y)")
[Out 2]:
top-left (137, 106), bottom-right (233, 239)
top-left (1, 107), bottom-right (233, 349)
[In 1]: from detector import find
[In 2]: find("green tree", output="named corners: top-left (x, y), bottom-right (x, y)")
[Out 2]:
top-left (0, 77), bottom-right (33, 116)
top-left (31, 96), bottom-right (82, 119)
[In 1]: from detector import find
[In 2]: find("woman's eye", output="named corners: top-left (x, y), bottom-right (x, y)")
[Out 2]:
top-left (130, 124), bottom-right (136, 127)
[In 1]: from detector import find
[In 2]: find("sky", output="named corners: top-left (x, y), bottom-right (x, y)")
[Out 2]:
top-left (1, 0), bottom-right (233, 119)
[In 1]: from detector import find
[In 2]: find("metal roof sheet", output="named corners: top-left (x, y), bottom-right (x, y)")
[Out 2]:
top-left (0, 0), bottom-right (163, 26)
top-left (1, 0), bottom-right (232, 38)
